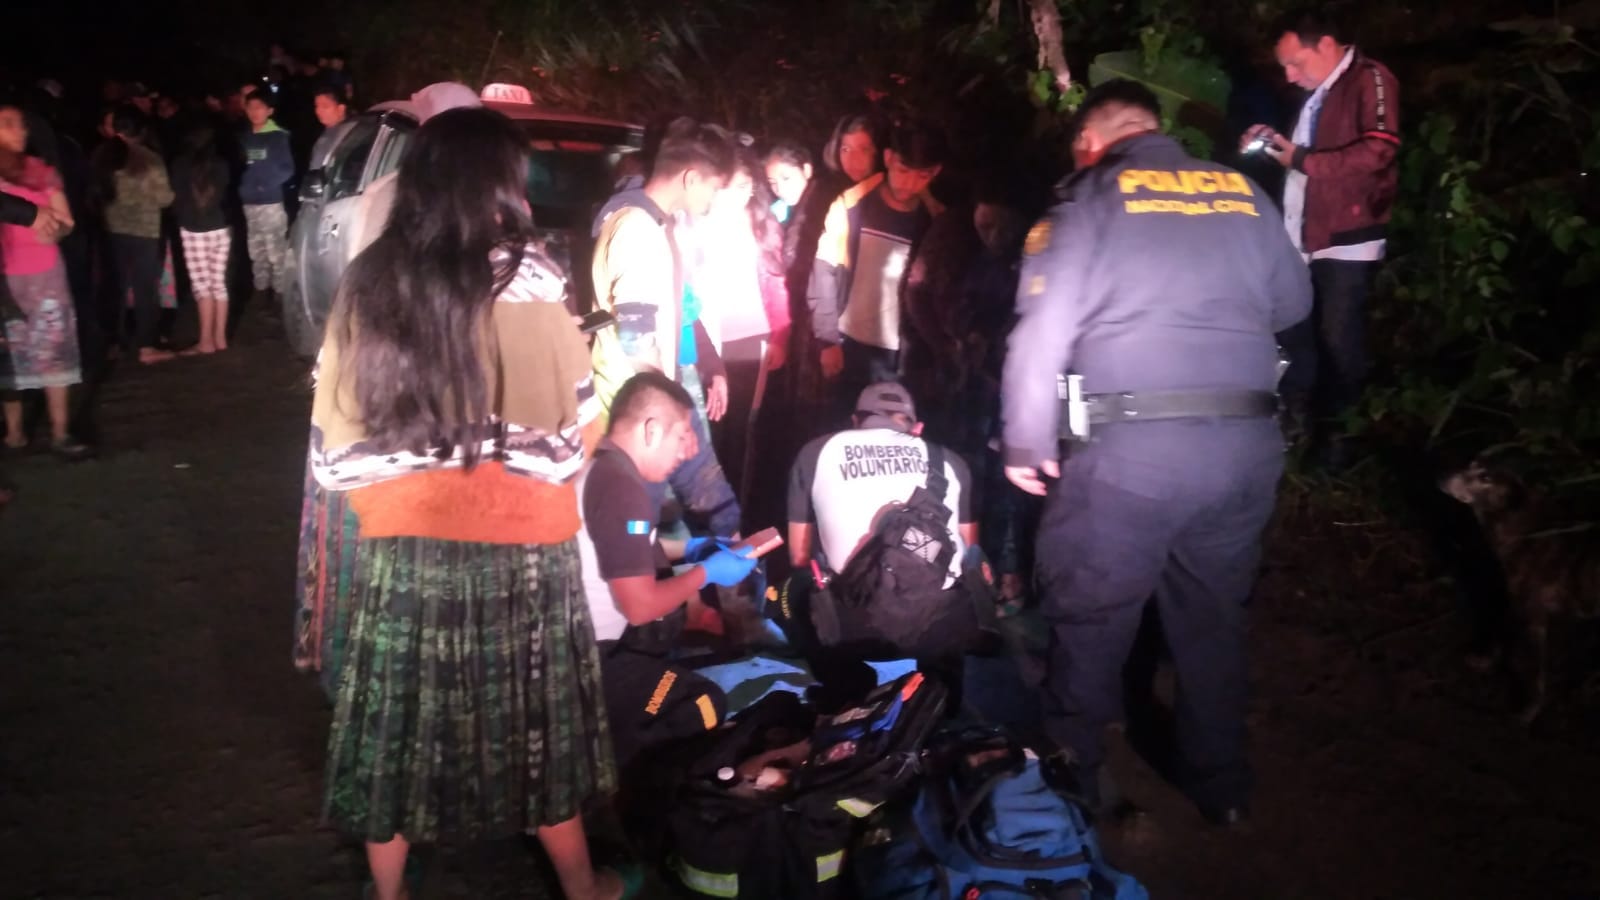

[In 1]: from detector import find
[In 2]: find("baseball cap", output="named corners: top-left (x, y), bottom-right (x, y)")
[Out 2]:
top-left (855, 382), bottom-right (917, 432)
top-left (411, 82), bottom-right (482, 122)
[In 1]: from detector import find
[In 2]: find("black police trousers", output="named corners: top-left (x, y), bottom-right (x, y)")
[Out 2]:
top-left (1035, 418), bottom-right (1282, 813)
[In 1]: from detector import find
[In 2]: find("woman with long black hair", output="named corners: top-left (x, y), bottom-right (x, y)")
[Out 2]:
top-left (309, 107), bottom-right (632, 900)
top-left (820, 113), bottom-right (884, 187)
top-left (170, 124), bottom-right (232, 353)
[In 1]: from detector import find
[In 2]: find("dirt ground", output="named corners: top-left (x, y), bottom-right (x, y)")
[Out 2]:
top-left (3, 308), bottom-right (1598, 899)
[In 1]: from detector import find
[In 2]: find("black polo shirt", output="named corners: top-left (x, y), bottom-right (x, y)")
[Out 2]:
top-left (577, 439), bottom-right (670, 641)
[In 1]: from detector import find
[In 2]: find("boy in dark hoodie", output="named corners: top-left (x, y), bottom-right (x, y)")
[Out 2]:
top-left (238, 89), bottom-right (293, 304)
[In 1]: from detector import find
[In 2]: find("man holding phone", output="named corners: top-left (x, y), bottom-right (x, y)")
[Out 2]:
top-left (1241, 9), bottom-right (1399, 469)
top-left (575, 372), bottom-right (759, 767)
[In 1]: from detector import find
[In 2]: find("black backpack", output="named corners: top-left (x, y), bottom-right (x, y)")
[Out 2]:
top-left (666, 671), bottom-right (948, 900)
top-left (810, 444), bottom-right (991, 658)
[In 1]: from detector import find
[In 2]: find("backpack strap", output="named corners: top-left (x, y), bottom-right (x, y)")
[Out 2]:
top-left (951, 767), bottom-right (1017, 833)
top-left (908, 811), bottom-right (956, 900)
top-left (924, 441), bottom-right (949, 503)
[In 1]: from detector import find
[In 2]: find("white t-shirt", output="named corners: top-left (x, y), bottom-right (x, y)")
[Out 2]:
top-left (787, 427), bottom-right (973, 587)
top-left (679, 208), bottom-right (769, 351)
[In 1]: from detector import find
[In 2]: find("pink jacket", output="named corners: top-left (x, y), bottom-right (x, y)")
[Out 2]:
top-left (0, 158), bottom-right (61, 276)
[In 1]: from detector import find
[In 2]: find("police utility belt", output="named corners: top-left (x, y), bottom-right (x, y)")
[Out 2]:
top-left (1056, 374), bottom-right (1278, 442)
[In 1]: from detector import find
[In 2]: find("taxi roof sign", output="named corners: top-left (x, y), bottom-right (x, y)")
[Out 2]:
top-left (481, 83), bottom-right (534, 105)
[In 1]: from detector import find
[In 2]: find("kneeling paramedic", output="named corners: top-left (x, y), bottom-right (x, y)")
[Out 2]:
top-left (1001, 80), bottom-right (1312, 825)
top-left (784, 382), bottom-right (994, 703)
top-left (577, 372), bottom-right (760, 769)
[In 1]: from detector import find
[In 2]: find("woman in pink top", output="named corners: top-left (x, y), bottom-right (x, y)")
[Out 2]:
top-left (0, 103), bottom-right (89, 460)
top-left (681, 141), bottom-right (789, 509)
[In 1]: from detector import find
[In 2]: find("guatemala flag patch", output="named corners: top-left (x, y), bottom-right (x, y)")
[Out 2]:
top-left (626, 520), bottom-right (651, 535)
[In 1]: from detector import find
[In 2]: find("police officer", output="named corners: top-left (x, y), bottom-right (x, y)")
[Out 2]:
top-left (1002, 80), bottom-right (1312, 825)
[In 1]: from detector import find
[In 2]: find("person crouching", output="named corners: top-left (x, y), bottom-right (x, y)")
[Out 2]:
top-left (576, 371), bottom-right (760, 770)
top-left (783, 382), bottom-right (996, 706)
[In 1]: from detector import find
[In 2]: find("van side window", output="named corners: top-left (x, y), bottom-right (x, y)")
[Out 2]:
top-left (371, 123), bottom-right (414, 181)
top-left (327, 117), bottom-right (382, 202)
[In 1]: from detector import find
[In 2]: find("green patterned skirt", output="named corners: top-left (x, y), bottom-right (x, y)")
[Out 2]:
top-left (293, 454), bottom-right (361, 700)
top-left (323, 536), bottom-right (617, 844)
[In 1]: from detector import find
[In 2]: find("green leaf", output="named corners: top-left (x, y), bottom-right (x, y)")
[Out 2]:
top-left (1428, 390), bottom-right (1461, 443)
top-left (1057, 82), bottom-right (1087, 113)
top-left (1029, 68), bottom-right (1053, 105)
top-left (1535, 67), bottom-right (1572, 111)
top-left (1554, 224), bottom-right (1575, 253)
top-left (1490, 240), bottom-right (1509, 262)
top-left (1087, 49), bottom-right (1230, 118)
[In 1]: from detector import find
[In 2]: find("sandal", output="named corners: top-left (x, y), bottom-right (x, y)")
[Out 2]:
top-left (601, 863), bottom-right (646, 900)
top-left (51, 437), bottom-right (95, 462)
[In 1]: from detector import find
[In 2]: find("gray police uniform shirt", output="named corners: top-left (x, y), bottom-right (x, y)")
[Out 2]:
top-left (1001, 132), bottom-right (1313, 467)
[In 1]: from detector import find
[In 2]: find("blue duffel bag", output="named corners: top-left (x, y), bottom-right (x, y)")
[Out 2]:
top-left (856, 729), bottom-right (1149, 900)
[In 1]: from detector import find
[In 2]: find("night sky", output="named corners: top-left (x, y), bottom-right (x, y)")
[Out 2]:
top-left (10, 0), bottom-right (313, 97)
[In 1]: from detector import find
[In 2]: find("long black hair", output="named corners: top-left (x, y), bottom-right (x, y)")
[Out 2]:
top-left (730, 143), bottom-right (786, 285)
top-left (821, 113), bottom-right (884, 177)
top-left (178, 123), bottom-right (223, 213)
top-left (89, 105), bottom-right (150, 212)
top-left (330, 106), bottom-right (536, 467)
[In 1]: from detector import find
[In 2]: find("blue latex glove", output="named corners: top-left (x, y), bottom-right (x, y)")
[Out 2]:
top-left (684, 535), bottom-right (732, 563)
top-left (700, 546), bottom-right (758, 587)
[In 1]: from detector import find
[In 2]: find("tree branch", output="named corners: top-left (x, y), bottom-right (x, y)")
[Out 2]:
top-left (1028, 0), bottom-right (1071, 91)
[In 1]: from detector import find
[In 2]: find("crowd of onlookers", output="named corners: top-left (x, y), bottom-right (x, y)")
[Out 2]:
top-left (6, 9), bottom-right (1419, 894)
top-left (0, 46), bottom-right (357, 479)
top-left (281, 11), bottom-right (1401, 886)
top-left (269, 66), bottom-right (1048, 895)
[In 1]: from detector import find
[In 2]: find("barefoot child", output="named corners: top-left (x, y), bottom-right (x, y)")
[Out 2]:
top-left (171, 124), bottom-right (232, 352)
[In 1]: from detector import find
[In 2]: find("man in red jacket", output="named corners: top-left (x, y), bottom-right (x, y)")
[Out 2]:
top-left (1242, 10), bottom-right (1399, 468)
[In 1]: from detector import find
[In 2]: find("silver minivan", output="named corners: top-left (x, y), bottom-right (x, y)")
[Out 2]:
top-left (283, 88), bottom-right (644, 357)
